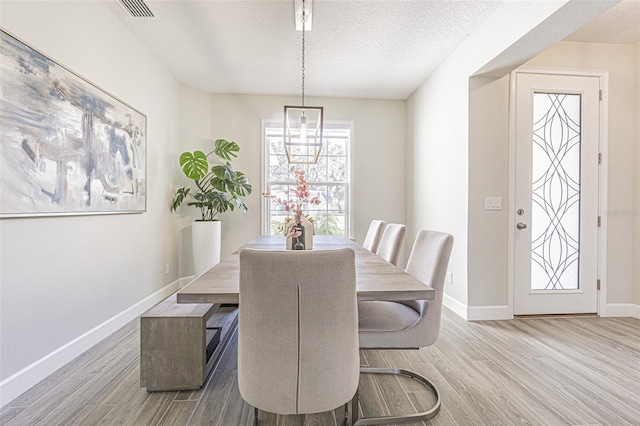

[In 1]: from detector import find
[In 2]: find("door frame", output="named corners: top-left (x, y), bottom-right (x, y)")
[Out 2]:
top-left (507, 67), bottom-right (609, 317)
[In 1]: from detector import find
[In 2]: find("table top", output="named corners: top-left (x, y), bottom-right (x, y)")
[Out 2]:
top-left (177, 235), bottom-right (434, 304)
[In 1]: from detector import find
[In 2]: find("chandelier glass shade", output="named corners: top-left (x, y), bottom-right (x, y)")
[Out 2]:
top-left (284, 105), bottom-right (323, 164)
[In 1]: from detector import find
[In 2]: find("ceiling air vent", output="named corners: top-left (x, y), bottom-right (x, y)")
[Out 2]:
top-left (119, 0), bottom-right (154, 17)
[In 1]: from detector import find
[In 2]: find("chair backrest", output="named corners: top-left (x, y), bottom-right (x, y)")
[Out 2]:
top-left (238, 248), bottom-right (359, 416)
top-left (403, 230), bottom-right (454, 347)
top-left (375, 223), bottom-right (406, 266)
top-left (363, 220), bottom-right (386, 253)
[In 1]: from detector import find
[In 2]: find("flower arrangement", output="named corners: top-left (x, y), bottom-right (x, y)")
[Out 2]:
top-left (263, 166), bottom-right (321, 238)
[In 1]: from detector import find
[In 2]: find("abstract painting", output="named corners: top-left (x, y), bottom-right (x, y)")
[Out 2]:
top-left (0, 30), bottom-right (146, 218)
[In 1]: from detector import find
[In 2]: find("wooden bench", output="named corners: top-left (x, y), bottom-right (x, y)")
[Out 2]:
top-left (140, 293), bottom-right (238, 391)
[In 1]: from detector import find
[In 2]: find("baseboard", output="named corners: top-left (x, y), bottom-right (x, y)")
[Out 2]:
top-left (467, 305), bottom-right (511, 321)
top-left (443, 293), bottom-right (468, 320)
top-left (601, 303), bottom-right (640, 319)
top-left (445, 299), bottom-right (640, 321)
top-left (0, 276), bottom-right (195, 408)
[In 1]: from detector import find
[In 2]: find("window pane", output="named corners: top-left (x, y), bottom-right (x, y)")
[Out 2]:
top-left (306, 159), bottom-right (327, 182)
top-left (327, 156), bottom-right (346, 182)
top-left (327, 139), bottom-right (346, 156)
top-left (312, 212), bottom-right (345, 236)
top-left (269, 138), bottom-right (285, 155)
top-left (269, 155), bottom-right (291, 181)
top-left (329, 185), bottom-right (346, 212)
top-left (264, 123), bottom-right (350, 236)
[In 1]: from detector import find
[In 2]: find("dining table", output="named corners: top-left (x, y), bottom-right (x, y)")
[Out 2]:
top-left (177, 235), bottom-right (434, 304)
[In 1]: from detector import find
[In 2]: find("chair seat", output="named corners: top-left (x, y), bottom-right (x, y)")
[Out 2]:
top-left (358, 301), bottom-right (420, 332)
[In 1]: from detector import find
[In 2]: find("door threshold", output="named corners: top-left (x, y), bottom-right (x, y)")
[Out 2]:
top-left (514, 313), bottom-right (597, 319)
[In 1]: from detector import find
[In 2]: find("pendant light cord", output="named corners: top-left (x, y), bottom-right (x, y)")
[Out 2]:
top-left (301, 0), bottom-right (305, 107)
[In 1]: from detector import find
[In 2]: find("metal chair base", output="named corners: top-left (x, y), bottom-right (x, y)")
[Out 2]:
top-left (354, 367), bottom-right (441, 425)
top-left (252, 399), bottom-right (357, 426)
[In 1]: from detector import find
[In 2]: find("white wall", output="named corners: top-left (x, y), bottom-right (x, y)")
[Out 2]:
top-left (175, 85), bottom-right (214, 277)
top-left (0, 1), bottom-right (182, 405)
top-left (467, 75), bottom-right (511, 308)
top-left (176, 89), bottom-right (407, 276)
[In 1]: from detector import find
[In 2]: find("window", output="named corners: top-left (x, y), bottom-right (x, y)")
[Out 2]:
top-left (262, 120), bottom-right (352, 237)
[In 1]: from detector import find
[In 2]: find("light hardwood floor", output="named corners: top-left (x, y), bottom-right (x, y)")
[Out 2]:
top-left (1, 308), bottom-right (639, 425)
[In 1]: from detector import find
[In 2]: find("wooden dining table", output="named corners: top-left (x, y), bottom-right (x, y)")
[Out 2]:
top-left (177, 235), bottom-right (434, 304)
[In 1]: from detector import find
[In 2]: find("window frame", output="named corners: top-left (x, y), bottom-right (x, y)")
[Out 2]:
top-left (261, 118), bottom-right (354, 238)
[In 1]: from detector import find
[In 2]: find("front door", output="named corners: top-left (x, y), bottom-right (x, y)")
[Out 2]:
top-left (514, 71), bottom-right (600, 315)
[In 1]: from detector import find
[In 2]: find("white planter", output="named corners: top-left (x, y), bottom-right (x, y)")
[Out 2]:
top-left (192, 221), bottom-right (221, 276)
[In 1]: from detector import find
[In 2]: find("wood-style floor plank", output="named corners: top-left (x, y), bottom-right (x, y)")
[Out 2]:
top-left (68, 404), bottom-right (115, 425)
top-left (98, 378), bottom-right (152, 425)
top-left (355, 369), bottom-right (391, 419)
top-left (128, 390), bottom-right (177, 425)
top-left (0, 406), bottom-right (26, 425)
top-left (408, 360), bottom-right (486, 426)
top-left (33, 372), bottom-right (122, 425)
top-left (216, 376), bottom-right (253, 426)
top-left (1, 308), bottom-right (638, 426)
top-left (187, 368), bottom-right (236, 424)
top-left (3, 373), bottom-right (96, 426)
top-left (96, 363), bottom-right (143, 406)
top-left (157, 400), bottom-right (197, 426)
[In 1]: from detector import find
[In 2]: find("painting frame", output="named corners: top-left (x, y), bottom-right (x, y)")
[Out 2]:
top-left (0, 29), bottom-right (147, 218)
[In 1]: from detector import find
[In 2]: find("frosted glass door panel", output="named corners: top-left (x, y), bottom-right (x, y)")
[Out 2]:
top-left (530, 93), bottom-right (581, 290)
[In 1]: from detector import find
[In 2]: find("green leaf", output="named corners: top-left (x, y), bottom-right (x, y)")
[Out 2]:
top-left (208, 191), bottom-right (231, 216)
top-left (180, 151), bottom-right (208, 180)
top-left (212, 164), bottom-right (234, 181)
top-left (212, 139), bottom-right (239, 161)
top-left (210, 164), bottom-right (235, 193)
top-left (234, 172), bottom-right (252, 196)
top-left (171, 187), bottom-right (190, 211)
top-left (234, 197), bottom-right (248, 213)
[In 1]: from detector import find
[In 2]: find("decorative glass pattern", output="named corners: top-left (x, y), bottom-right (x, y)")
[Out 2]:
top-left (530, 93), bottom-right (581, 290)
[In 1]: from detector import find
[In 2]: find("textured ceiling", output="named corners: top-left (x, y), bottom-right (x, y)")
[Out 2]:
top-left (106, 0), bottom-right (502, 100)
top-left (565, 0), bottom-right (640, 44)
top-left (107, 0), bottom-right (639, 101)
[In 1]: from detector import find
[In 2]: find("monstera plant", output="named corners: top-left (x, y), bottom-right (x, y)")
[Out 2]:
top-left (171, 139), bottom-right (252, 221)
top-left (172, 138), bottom-right (253, 276)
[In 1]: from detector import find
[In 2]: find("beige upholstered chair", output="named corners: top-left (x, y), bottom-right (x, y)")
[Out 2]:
top-left (357, 230), bottom-right (453, 424)
top-left (375, 223), bottom-right (406, 266)
top-left (363, 220), bottom-right (386, 253)
top-left (238, 248), bottom-right (360, 425)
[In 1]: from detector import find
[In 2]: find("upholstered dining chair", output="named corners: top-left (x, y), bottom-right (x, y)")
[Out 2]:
top-left (375, 223), bottom-right (406, 266)
top-left (238, 248), bottom-right (360, 425)
top-left (357, 230), bottom-right (453, 425)
top-left (363, 220), bottom-right (386, 253)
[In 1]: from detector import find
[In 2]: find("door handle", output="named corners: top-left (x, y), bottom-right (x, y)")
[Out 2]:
top-left (517, 222), bottom-right (527, 230)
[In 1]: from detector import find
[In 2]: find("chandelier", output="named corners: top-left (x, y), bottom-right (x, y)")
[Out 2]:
top-left (284, 0), bottom-right (323, 165)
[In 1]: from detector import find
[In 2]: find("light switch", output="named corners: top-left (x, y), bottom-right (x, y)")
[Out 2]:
top-left (485, 197), bottom-right (502, 210)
